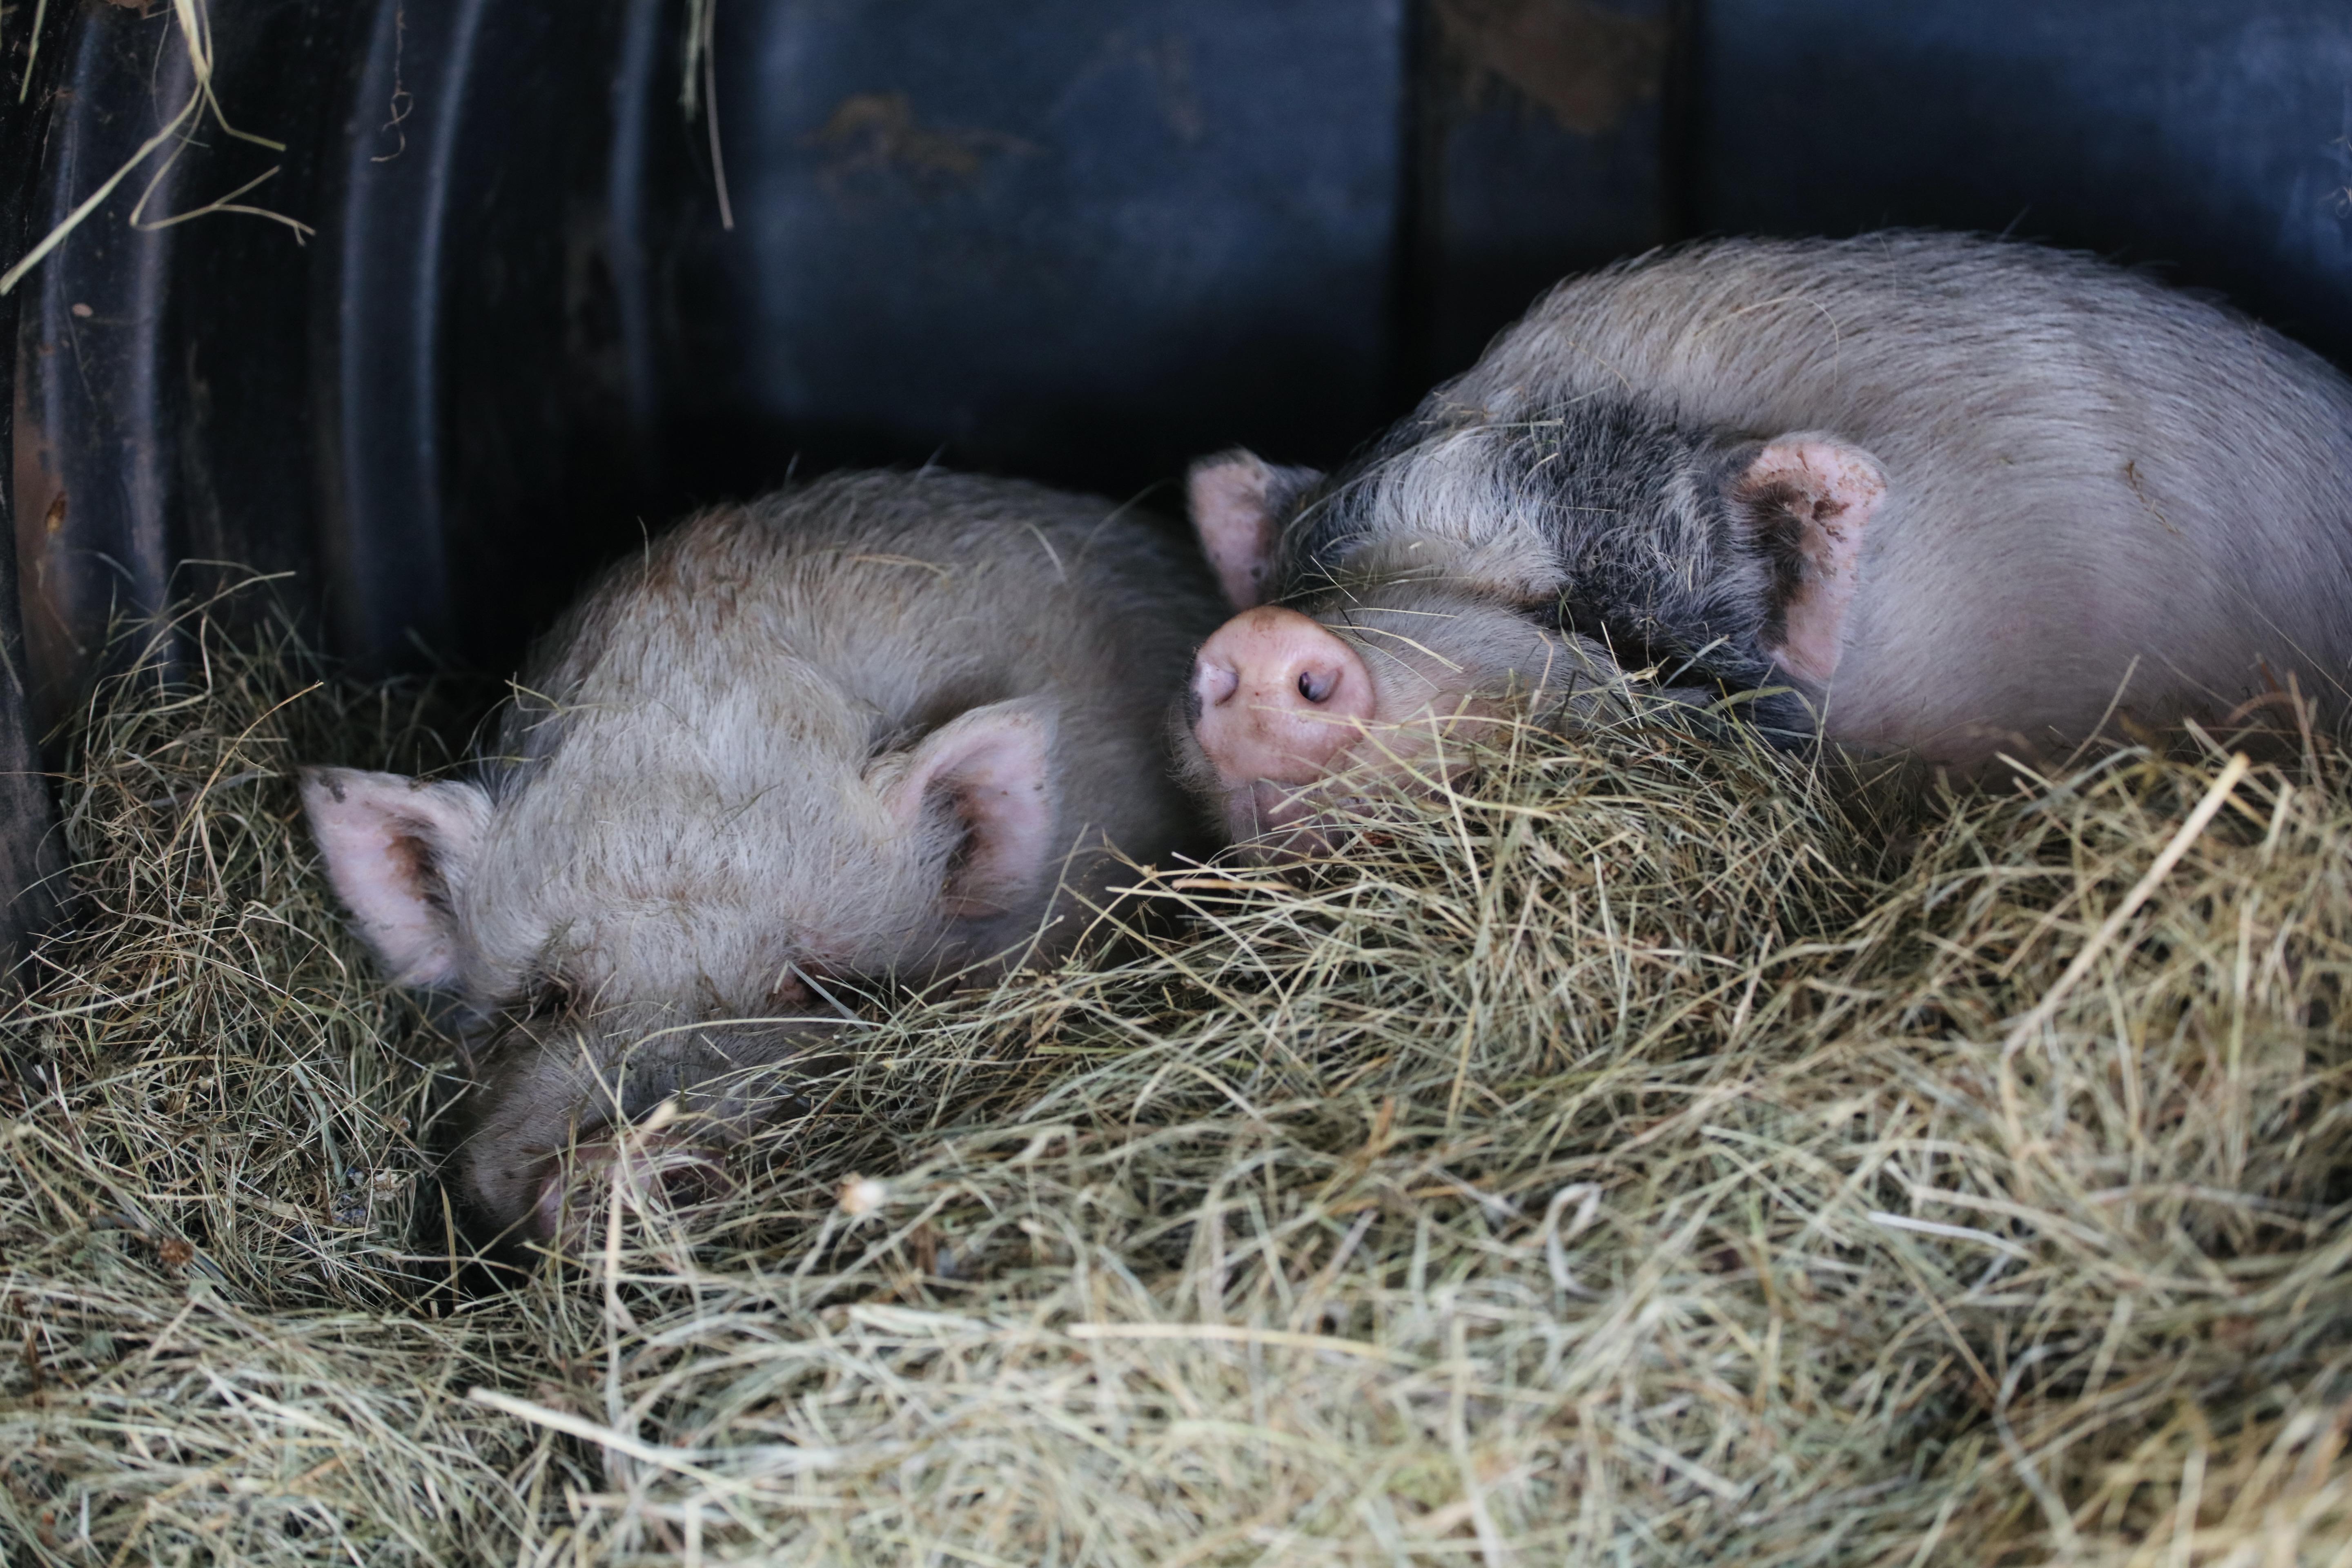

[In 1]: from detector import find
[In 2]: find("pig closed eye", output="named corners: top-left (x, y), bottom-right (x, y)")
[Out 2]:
top-left (1513, 599), bottom-right (1561, 629)
top-left (514, 975), bottom-right (576, 1023)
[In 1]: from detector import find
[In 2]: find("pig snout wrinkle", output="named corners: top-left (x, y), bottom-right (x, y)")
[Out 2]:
top-left (1191, 607), bottom-right (1376, 786)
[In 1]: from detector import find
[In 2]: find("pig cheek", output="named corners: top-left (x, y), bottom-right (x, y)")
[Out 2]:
top-left (1224, 764), bottom-right (1392, 862)
top-left (1223, 778), bottom-right (1323, 849)
top-left (1232, 788), bottom-right (1338, 862)
top-left (1336, 677), bottom-right (1504, 784)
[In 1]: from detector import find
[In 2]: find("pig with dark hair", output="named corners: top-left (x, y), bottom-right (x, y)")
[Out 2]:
top-left (302, 470), bottom-right (1224, 1240)
top-left (1179, 232), bottom-right (2352, 844)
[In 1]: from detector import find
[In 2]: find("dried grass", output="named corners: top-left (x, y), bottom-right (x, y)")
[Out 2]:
top-left (5, 612), bottom-right (2350, 1566)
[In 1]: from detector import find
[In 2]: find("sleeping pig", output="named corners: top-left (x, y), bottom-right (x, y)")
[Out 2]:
top-left (1178, 231), bottom-right (2352, 844)
top-left (302, 470), bottom-right (1224, 1239)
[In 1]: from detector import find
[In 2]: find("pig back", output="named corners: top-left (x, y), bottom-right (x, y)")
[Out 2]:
top-left (1457, 232), bottom-right (2352, 751)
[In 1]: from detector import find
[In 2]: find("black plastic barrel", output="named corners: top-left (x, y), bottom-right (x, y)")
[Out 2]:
top-left (4, 0), bottom-right (2351, 969)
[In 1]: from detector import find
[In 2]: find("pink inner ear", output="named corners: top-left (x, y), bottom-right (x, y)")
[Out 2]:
top-left (300, 767), bottom-right (490, 988)
top-left (1187, 451), bottom-right (1288, 610)
top-left (1742, 440), bottom-right (1885, 686)
top-left (880, 702), bottom-right (1058, 921)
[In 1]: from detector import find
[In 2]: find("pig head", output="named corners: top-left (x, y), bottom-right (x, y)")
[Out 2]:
top-left (303, 471), bottom-right (1223, 1240)
top-left (1174, 416), bottom-right (1835, 847)
top-left (301, 684), bottom-right (1041, 1238)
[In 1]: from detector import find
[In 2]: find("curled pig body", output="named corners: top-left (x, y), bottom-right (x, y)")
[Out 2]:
top-left (1179, 232), bottom-right (2352, 842)
top-left (302, 471), bottom-right (1224, 1239)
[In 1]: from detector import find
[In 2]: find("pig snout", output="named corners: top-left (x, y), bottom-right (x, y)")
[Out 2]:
top-left (1191, 608), bottom-right (1376, 786)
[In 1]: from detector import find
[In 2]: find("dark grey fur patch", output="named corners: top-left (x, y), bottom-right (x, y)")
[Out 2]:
top-left (1261, 396), bottom-right (1816, 738)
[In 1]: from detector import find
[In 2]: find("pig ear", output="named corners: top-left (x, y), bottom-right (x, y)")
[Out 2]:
top-left (1729, 438), bottom-right (1886, 685)
top-left (299, 766), bottom-right (492, 989)
top-left (1187, 449), bottom-right (1322, 610)
top-left (873, 699), bottom-right (1058, 921)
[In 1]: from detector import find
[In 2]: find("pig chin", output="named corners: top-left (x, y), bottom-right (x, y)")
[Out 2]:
top-left (1219, 776), bottom-right (1344, 857)
top-left (1194, 709), bottom-right (1502, 860)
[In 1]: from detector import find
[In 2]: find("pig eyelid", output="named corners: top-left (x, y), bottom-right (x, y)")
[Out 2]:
top-left (512, 973), bottom-right (577, 1020)
top-left (1510, 597), bottom-right (1579, 635)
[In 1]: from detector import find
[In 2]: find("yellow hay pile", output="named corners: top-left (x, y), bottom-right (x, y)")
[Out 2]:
top-left (4, 618), bottom-right (2349, 1565)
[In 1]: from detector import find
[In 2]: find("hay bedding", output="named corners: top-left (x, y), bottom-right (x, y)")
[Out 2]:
top-left (4, 616), bottom-right (2351, 1566)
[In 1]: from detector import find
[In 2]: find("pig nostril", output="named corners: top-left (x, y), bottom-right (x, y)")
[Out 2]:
top-left (1297, 667), bottom-right (1334, 704)
top-left (1196, 661), bottom-right (1240, 708)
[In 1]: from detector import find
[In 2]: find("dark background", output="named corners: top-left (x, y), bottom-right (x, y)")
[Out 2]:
top-left (3, 0), bottom-right (2351, 965)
